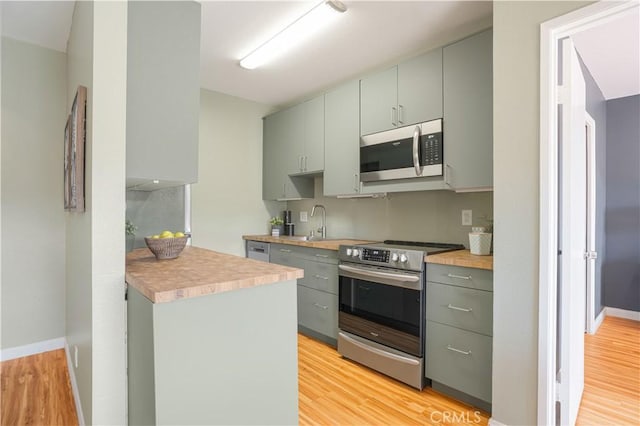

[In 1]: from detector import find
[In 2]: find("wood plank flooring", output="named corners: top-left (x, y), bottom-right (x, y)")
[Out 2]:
top-left (1, 317), bottom-right (637, 426)
top-left (298, 334), bottom-right (490, 425)
top-left (577, 316), bottom-right (640, 426)
top-left (0, 349), bottom-right (78, 426)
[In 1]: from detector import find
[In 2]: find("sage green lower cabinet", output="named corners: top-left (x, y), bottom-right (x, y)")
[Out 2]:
top-left (425, 264), bottom-right (493, 411)
top-left (270, 243), bottom-right (339, 345)
top-left (127, 282), bottom-right (298, 425)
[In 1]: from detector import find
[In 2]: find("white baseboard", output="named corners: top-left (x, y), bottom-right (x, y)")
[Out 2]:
top-left (0, 337), bottom-right (65, 361)
top-left (606, 307), bottom-right (640, 321)
top-left (488, 418), bottom-right (508, 426)
top-left (593, 308), bottom-right (606, 333)
top-left (64, 342), bottom-right (85, 426)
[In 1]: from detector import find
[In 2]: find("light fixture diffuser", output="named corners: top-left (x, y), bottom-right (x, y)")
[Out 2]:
top-left (240, 0), bottom-right (347, 70)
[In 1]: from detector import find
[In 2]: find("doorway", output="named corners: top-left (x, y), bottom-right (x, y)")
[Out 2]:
top-left (538, 1), bottom-right (639, 425)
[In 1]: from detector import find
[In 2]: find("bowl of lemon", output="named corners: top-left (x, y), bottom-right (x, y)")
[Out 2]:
top-left (144, 230), bottom-right (189, 260)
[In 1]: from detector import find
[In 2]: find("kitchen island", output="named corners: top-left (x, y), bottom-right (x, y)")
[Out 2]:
top-left (126, 246), bottom-right (303, 425)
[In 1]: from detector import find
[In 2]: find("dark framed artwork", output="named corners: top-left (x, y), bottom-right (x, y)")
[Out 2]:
top-left (65, 85), bottom-right (87, 212)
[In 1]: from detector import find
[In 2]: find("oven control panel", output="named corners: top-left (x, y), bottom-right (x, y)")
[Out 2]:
top-left (361, 248), bottom-right (389, 263)
top-left (339, 245), bottom-right (425, 272)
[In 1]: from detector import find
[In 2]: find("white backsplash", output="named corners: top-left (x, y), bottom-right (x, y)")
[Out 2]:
top-left (286, 178), bottom-right (493, 248)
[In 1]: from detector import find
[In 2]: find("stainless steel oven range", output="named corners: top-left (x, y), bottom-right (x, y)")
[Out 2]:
top-left (337, 240), bottom-right (464, 389)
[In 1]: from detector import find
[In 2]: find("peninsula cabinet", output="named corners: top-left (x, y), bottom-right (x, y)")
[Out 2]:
top-left (443, 29), bottom-right (493, 191)
top-left (360, 48), bottom-right (443, 136)
top-left (324, 80), bottom-right (361, 196)
top-left (126, 1), bottom-right (200, 190)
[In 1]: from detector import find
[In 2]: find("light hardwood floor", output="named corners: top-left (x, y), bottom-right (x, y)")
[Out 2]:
top-left (1, 318), bottom-right (637, 425)
top-left (1, 349), bottom-right (78, 426)
top-left (299, 334), bottom-right (490, 425)
top-left (577, 316), bottom-right (640, 425)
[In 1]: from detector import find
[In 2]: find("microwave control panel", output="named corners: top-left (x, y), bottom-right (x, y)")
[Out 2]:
top-left (421, 132), bottom-right (443, 166)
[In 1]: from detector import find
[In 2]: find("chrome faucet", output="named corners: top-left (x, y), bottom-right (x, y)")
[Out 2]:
top-left (311, 204), bottom-right (326, 239)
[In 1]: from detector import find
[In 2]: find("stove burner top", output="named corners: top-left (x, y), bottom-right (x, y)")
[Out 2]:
top-left (382, 240), bottom-right (466, 250)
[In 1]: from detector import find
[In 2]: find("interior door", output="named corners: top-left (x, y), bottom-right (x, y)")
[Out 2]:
top-left (558, 37), bottom-right (587, 426)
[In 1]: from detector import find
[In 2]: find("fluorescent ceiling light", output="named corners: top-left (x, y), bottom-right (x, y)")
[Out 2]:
top-left (240, 0), bottom-right (347, 70)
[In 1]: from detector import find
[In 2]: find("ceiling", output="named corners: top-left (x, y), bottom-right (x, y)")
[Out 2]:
top-left (572, 5), bottom-right (640, 100)
top-left (2, 2), bottom-right (637, 106)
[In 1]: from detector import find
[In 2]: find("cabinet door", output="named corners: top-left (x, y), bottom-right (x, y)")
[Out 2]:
top-left (283, 105), bottom-right (305, 175)
top-left (397, 48), bottom-right (443, 126)
top-left (126, 1), bottom-right (200, 187)
top-left (360, 66), bottom-right (398, 136)
top-left (297, 286), bottom-right (338, 339)
top-left (324, 80), bottom-right (361, 196)
top-left (443, 29), bottom-right (493, 190)
top-left (303, 96), bottom-right (325, 173)
top-left (262, 112), bottom-right (288, 200)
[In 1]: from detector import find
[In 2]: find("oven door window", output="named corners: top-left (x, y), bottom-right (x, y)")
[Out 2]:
top-left (339, 276), bottom-right (422, 336)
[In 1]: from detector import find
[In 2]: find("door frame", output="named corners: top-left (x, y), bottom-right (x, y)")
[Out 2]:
top-left (585, 113), bottom-right (597, 335)
top-left (538, 1), bottom-right (638, 425)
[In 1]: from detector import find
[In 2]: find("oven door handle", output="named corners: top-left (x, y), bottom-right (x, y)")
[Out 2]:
top-left (338, 332), bottom-right (420, 366)
top-left (338, 264), bottom-right (420, 283)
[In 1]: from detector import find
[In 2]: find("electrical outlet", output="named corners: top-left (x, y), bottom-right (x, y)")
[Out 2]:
top-left (462, 210), bottom-right (473, 226)
top-left (74, 345), bottom-right (79, 368)
top-left (300, 211), bottom-right (308, 222)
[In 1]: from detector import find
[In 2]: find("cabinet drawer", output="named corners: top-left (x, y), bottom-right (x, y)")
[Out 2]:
top-left (300, 260), bottom-right (338, 295)
top-left (426, 282), bottom-right (492, 336)
top-left (427, 264), bottom-right (493, 291)
top-left (269, 246), bottom-right (299, 268)
top-left (295, 246), bottom-right (338, 264)
top-left (297, 286), bottom-right (338, 339)
top-left (425, 321), bottom-right (492, 403)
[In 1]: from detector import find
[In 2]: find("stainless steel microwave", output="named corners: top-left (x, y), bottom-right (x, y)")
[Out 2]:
top-left (360, 119), bottom-right (443, 182)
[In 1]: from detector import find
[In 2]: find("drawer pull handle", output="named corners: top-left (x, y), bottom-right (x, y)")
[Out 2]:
top-left (315, 254), bottom-right (329, 258)
top-left (313, 303), bottom-right (328, 310)
top-left (370, 332), bottom-right (379, 337)
top-left (314, 275), bottom-right (329, 280)
top-left (447, 304), bottom-right (473, 313)
top-left (447, 273), bottom-right (472, 280)
top-left (447, 345), bottom-right (472, 356)
top-left (280, 249), bottom-right (292, 253)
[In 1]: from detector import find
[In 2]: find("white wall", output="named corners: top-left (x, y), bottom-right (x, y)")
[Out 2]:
top-left (1, 38), bottom-right (67, 349)
top-left (492, 2), bottom-right (590, 425)
top-left (90, 2), bottom-right (127, 423)
top-left (65, 2), bottom-right (127, 424)
top-left (192, 89), bottom-right (282, 256)
top-left (66, 2), bottom-right (94, 421)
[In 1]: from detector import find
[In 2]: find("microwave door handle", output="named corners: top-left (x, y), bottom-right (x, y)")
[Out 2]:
top-left (413, 125), bottom-right (422, 176)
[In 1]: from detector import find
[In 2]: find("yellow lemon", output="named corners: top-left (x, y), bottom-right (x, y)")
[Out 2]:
top-left (174, 232), bottom-right (185, 238)
top-left (151, 235), bottom-right (160, 239)
top-left (159, 230), bottom-right (174, 238)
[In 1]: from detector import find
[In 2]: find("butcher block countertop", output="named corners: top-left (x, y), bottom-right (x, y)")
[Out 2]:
top-left (426, 249), bottom-right (493, 271)
top-left (126, 246), bottom-right (303, 303)
top-left (242, 235), bottom-right (377, 251)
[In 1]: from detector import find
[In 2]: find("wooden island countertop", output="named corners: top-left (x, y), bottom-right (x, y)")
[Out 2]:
top-left (426, 249), bottom-right (493, 271)
top-left (126, 246), bottom-right (303, 303)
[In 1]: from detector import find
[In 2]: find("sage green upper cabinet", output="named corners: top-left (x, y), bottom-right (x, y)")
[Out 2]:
top-left (289, 96), bottom-right (325, 174)
top-left (360, 66), bottom-right (398, 136)
top-left (262, 108), bottom-right (313, 200)
top-left (324, 80), bottom-right (361, 196)
top-left (360, 48), bottom-right (443, 136)
top-left (443, 29), bottom-right (493, 191)
top-left (126, 1), bottom-right (201, 190)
